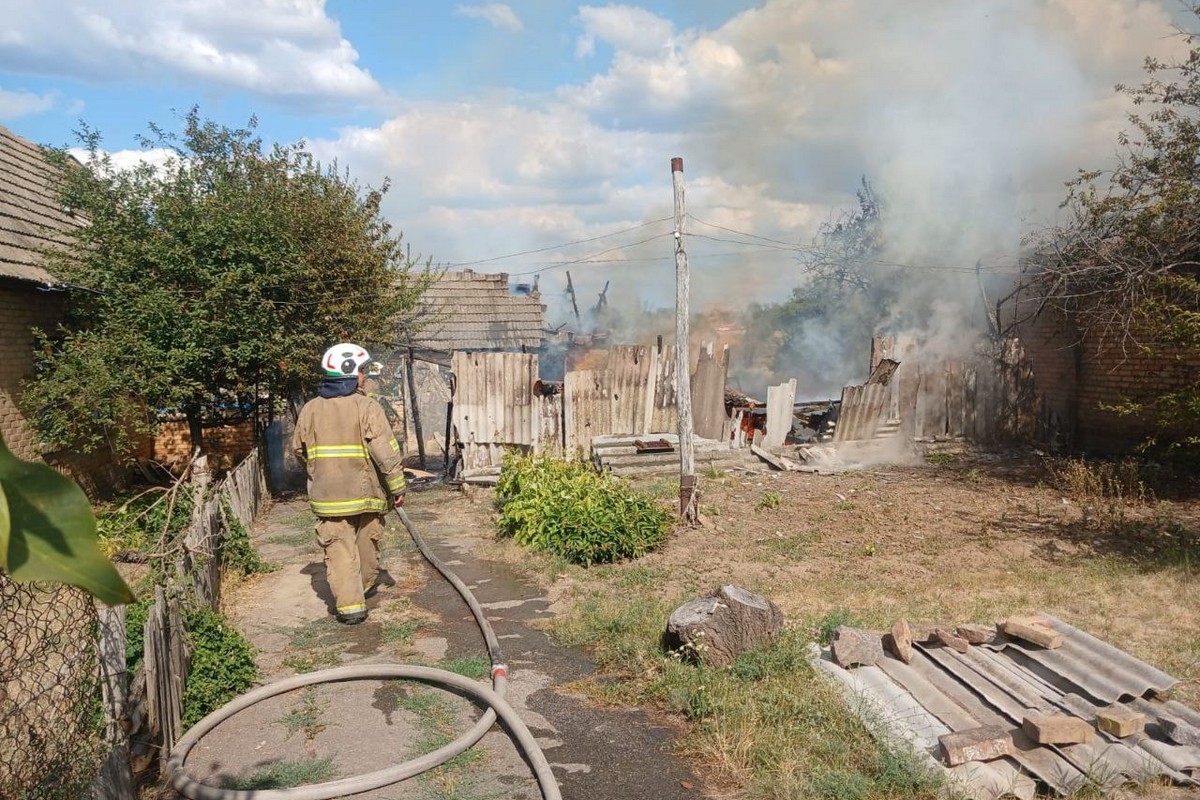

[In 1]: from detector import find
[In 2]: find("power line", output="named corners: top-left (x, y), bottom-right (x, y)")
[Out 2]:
top-left (445, 216), bottom-right (674, 268)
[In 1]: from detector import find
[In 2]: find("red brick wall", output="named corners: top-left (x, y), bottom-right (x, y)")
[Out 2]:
top-left (0, 283), bottom-right (64, 461)
top-left (152, 420), bottom-right (258, 473)
top-left (1075, 334), bottom-right (1200, 453)
top-left (1012, 293), bottom-right (1200, 453)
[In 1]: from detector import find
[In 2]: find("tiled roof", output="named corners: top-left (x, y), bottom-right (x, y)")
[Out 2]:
top-left (0, 125), bottom-right (83, 286)
top-left (412, 269), bottom-right (546, 351)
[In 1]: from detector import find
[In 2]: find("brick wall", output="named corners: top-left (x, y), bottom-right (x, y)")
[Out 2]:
top-left (0, 283), bottom-right (64, 461)
top-left (1075, 334), bottom-right (1200, 453)
top-left (152, 420), bottom-right (258, 473)
top-left (1011, 293), bottom-right (1200, 453)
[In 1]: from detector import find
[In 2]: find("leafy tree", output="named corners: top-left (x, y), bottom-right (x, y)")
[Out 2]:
top-left (1022, 11), bottom-right (1200, 451)
top-left (24, 108), bottom-right (432, 456)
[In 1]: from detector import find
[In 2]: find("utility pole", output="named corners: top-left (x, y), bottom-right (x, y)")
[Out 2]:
top-left (564, 270), bottom-right (581, 325)
top-left (672, 157), bottom-right (697, 523)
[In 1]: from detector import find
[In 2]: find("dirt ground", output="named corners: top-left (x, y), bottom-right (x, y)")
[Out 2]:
top-left (465, 450), bottom-right (1200, 707)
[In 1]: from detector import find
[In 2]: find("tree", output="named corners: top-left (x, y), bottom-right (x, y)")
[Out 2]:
top-left (1022, 11), bottom-right (1200, 450)
top-left (24, 108), bottom-right (432, 456)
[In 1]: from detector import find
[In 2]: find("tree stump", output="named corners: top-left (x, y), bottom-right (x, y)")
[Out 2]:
top-left (665, 585), bottom-right (785, 667)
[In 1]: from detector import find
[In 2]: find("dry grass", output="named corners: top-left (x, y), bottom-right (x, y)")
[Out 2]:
top-left (467, 453), bottom-right (1200, 798)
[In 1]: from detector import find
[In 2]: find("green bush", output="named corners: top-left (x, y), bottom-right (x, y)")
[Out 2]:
top-left (220, 499), bottom-right (276, 576)
top-left (496, 453), bottom-right (672, 566)
top-left (182, 606), bottom-right (258, 728)
top-left (96, 488), bottom-right (193, 557)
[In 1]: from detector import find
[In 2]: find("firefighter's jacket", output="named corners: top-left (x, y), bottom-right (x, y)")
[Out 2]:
top-left (293, 392), bottom-right (406, 517)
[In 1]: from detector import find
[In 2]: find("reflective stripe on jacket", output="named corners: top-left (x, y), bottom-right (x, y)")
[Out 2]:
top-left (292, 392), bottom-right (406, 518)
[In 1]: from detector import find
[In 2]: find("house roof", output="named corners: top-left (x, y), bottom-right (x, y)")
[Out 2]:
top-left (0, 124), bottom-right (83, 286)
top-left (412, 269), bottom-right (546, 351)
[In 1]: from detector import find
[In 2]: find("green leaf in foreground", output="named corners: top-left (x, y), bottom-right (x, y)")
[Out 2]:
top-left (0, 434), bottom-right (134, 605)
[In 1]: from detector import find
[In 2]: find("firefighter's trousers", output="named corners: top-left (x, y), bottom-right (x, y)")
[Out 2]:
top-left (316, 513), bottom-right (384, 618)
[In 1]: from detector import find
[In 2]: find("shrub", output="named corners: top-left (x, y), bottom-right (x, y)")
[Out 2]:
top-left (496, 453), bottom-right (672, 566)
top-left (182, 606), bottom-right (258, 728)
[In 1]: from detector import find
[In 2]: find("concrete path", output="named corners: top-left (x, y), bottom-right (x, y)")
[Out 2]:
top-left (183, 484), bottom-right (701, 800)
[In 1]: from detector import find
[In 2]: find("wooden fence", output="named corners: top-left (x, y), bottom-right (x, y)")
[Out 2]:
top-left (452, 332), bottom-right (1047, 468)
top-left (834, 336), bottom-right (1043, 444)
top-left (95, 447), bottom-right (271, 797)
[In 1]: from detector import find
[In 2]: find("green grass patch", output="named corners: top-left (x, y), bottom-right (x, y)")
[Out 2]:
top-left (382, 620), bottom-right (421, 644)
top-left (925, 452), bottom-right (956, 466)
top-left (437, 656), bottom-right (490, 680)
top-left (496, 453), bottom-right (673, 566)
top-left (220, 756), bottom-right (336, 790)
top-left (552, 592), bottom-right (940, 799)
top-left (756, 491), bottom-right (782, 511)
top-left (279, 688), bottom-right (327, 739)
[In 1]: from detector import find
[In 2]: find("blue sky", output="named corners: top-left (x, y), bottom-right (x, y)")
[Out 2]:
top-left (1, 1), bottom-right (1195, 322)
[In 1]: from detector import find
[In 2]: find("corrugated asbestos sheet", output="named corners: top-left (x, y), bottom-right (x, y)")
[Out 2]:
top-left (0, 124), bottom-right (83, 285)
top-left (415, 269), bottom-right (546, 351)
top-left (814, 615), bottom-right (1200, 799)
top-left (606, 344), bottom-right (655, 436)
top-left (451, 351), bottom-right (538, 469)
top-left (833, 383), bottom-right (890, 441)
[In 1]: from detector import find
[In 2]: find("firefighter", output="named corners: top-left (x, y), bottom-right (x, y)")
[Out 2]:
top-left (293, 342), bottom-right (407, 624)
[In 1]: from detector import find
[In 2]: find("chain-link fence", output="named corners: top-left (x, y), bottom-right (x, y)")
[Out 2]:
top-left (0, 572), bottom-right (105, 800)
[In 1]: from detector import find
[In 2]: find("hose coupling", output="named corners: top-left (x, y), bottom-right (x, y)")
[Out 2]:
top-left (492, 663), bottom-right (509, 680)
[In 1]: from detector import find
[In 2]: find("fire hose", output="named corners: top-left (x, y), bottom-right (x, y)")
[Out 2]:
top-left (165, 507), bottom-right (563, 800)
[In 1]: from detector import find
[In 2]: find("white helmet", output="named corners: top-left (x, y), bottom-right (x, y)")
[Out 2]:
top-left (321, 342), bottom-right (370, 377)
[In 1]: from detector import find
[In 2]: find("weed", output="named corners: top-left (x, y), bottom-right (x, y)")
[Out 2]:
top-left (814, 607), bottom-right (858, 645)
top-left (757, 491), bottom-right (782, 511)
top-left (438, 656), bottom-right (490, 680)
top-left (382, 620), bottom-right (420, 644)
top-left (281, 648), bottom-right (340, 674)
top-left (834, 499), bottom-right (857, 512)
top-left (495, 453), bottom-right (672, 566)
top-left (644, 477), bottom-right (681, 499)
top-left (220, 756), bottom-right (336, 790)
top-left (925, 452), bottom-right (956, 466)
top-left (700, 503), bottom-right (722, 518)
top-left (702, 462), bottom-right (724, 480)
top-left (280, 688), bottom-right (327, 739)
top-left (96, 487), bottom-right (193, 558)
top-left (221, 499), bottom-right (277, 576)
top-left (860, 542), bottom-right (878, 557)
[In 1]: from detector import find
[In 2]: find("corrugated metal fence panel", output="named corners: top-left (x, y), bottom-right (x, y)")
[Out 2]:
top-left (606, 345), bottom-right (654, 435)
top-left (650, 344), bottom-right (679, 434)
top-left (564, 369), bottom-right (611, 457)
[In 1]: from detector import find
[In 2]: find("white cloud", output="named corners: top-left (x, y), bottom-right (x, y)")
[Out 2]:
top-left (0, 87), bottom-right (59, 119)
top-left (0, 0), bottom-right (383, 109)
top-left (576, 5), bottom-right (676, 58)
top-left (454, 4), bottom-right (524, 32)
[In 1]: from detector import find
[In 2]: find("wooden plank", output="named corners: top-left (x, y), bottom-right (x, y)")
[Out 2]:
top-left (946, 360), bottom-right (964, 438)
top-left (94, 605), bottom-right (135, 799)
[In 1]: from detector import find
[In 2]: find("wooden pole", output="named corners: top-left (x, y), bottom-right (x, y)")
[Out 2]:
top-left (406, 348), bottom-right (427, 469)
top-left (672, 157), bottom-right (697, 523)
